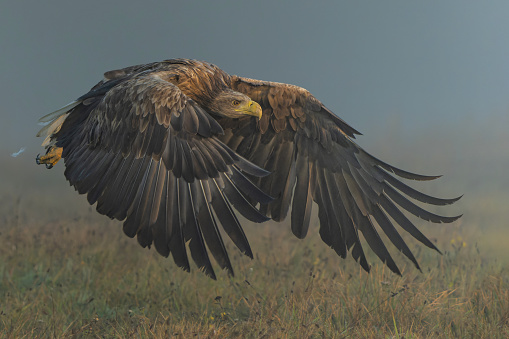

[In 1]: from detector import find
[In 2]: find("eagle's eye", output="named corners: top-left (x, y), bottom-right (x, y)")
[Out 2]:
top-left (231, 100), bottom-right (241, 106)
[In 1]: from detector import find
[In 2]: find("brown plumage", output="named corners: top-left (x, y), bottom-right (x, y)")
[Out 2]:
top-left (37, 58), bottom-right (461, 279)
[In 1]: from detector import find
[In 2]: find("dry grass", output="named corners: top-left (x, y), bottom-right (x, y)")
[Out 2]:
top-left (1, 186), bottom-right (508, 338)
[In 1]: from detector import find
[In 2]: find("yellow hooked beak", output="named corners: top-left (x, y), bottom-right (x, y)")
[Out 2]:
top-left (235, 100), bottom-right (262, 119)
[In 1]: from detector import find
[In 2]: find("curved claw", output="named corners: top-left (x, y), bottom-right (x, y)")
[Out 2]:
top-left (35, 147), bottom-right (62, 169)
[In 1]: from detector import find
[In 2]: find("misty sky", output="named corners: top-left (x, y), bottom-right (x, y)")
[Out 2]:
top-left (2, 1), bottom-right (509, 150)
top-left (1, 1), bottom-right (509, 234)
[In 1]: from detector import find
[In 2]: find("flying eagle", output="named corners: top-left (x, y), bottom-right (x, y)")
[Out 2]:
top-left (36, 58), bottom-right (460, 279)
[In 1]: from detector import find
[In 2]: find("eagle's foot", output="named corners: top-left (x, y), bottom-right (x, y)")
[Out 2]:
top-left (36, 146), bottom-right (63, 169)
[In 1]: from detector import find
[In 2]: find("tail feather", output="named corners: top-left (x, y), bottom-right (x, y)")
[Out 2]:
top-left (37, 101), bottom-right (81, 146)
top-left (38, 113), bottom-right (69, 146)
top-left (38, 101), bottom-right (80, 123)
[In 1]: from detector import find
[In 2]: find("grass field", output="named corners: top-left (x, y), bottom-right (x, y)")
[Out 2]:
top-left (1, 183), bottom-right (508, 338)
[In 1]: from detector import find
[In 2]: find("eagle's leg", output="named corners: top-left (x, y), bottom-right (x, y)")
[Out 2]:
top-left (36, 146), bottom-right (63, 169)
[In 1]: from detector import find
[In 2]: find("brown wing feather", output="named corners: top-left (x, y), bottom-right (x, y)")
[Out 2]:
top-left (223, 75), bottom-right (461, 275)
top-left (49, 61), bottom-right (272, 279)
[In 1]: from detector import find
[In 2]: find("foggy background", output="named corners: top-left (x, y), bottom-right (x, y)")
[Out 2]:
top-left (1, 1), bottom-right (508, 257)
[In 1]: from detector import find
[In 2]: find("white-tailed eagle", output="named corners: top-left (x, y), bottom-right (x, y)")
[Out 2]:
top-left (36, 59), bottom-right (461, 279)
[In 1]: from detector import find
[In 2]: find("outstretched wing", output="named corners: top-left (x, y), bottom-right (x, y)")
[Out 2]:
top-left (44, 65), bottom-right (272, 279)
top-left (219, 75), bottom-right (461, 275)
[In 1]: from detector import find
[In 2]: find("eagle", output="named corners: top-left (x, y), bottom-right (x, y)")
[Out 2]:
top-left (36, 58), bottom-right (460, 279)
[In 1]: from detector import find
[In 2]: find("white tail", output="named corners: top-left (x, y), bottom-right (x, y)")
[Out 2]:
top-left (38, 101), bottom-right (80, 123)
top-left (37, 101), bottom-right (81, 146)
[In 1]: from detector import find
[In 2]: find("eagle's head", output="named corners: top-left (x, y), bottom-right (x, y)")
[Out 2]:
top-left (209, 89), bottom-right (262, 119)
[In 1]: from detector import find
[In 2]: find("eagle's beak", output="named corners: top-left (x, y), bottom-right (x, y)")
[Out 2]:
top-left (237, 100), bottom-right (262, 120)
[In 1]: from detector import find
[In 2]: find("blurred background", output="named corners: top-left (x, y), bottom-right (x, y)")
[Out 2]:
top-left (1, 1), bottom-right (508, 260)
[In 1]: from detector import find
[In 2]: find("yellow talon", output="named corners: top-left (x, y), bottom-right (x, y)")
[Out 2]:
top-left (36, 146), bottom-right (63, 169)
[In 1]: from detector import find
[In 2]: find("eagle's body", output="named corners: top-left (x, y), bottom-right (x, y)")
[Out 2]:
top-left (37, 58), bottom-right (460, 279)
